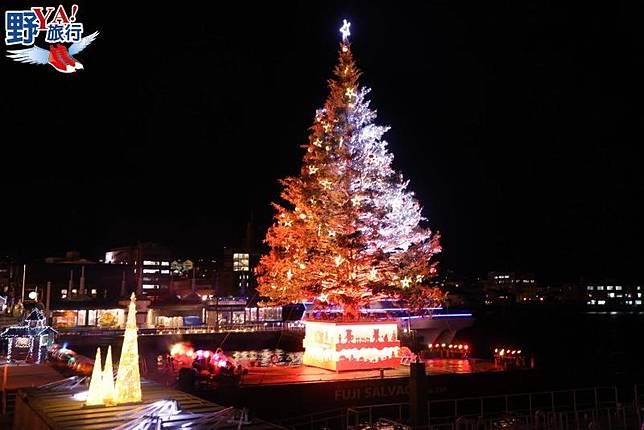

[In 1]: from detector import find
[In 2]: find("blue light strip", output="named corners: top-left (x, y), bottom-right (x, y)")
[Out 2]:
top-left (371, 307), bottom-right (443, 311)
top-left (399, 313), bottom-right (472, 319)
top-left (432, 313), bottom-right (472, 318)
top-left (302, 304), bottom-right (443, 312)
top-left (310, 307), bottom-right (443, 313)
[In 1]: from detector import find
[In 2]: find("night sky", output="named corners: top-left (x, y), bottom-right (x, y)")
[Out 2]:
top-left (2, 1), bottom-right (643, 282)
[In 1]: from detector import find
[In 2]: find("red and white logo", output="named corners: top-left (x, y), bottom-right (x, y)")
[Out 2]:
top-left (4, 5), bottom-right (98, 73)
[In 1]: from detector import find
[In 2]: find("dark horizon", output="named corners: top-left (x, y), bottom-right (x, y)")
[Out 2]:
top-left (1, 1), bottom-right (643, 283)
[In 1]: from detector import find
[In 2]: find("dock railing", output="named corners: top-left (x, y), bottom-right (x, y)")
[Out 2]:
top-left (341, 385), bottom-right (642, 430)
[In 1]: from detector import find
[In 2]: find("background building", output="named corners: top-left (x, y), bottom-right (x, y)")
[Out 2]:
top-left (483, 271), bottom-right (541, 304)
top-left (164, 257), bottom-right (219, 300)
top-left (105, 243), bottom-right (172, 299)
top-left (0, 256), bottom-right (17, 302)
top-left (431, 270), bottom-right (485, 309)
top-left (1, 252), bottom-right (133, 308)
top-left (219, 247), bottom-right (260, 297)
top-left (586, 283), bottom-right (643, 308)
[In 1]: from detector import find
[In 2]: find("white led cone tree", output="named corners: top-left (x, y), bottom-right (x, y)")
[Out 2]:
top-left (101, 345), bottom-right (115, 405)
top-left (85, 347), bottom-right (104, 406)
top-left (113, 293), bottom-right (142, 403)
top-left (257, 21), bottom-right (443, 319)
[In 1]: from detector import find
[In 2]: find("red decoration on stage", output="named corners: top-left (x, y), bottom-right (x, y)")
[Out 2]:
top-left (303, 320), bottom-right (400, 371)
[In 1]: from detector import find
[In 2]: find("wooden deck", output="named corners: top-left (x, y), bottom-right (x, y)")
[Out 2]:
top-left (240, 358), bottom-right (502, 386)
top-left (1, 363), bottom-right (64, 390)
top-left (13, 379), bottom-right (283, 429)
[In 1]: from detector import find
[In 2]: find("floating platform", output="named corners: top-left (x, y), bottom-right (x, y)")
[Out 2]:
top-left (194, 358), bottom-right (529, 421)
top-left (13, 378), bottom-right (284, 429)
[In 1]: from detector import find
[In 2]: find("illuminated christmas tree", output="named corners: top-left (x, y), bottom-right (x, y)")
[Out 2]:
top-left (101, 345), bottom-right (115, 405)
top-left (257, 20), bottom-right (443, 319)
top-left (114, 293), bottom-right (142, 404)
top-left (85, 347), bottom-right (103, 406)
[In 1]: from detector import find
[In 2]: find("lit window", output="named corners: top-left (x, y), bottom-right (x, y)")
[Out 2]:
top-left (161, 261), bottom-right (170, 266)
top-left (143, 284), bottom-right (160, 289)
top-left (616, 286), bottom-right (622, 291)
top-left (587, 286), bottom-right (594, 291)
top-left (71, 289), bottom-right (77, 294)
top-left (638, 293), bottom-right (642, 298)
top-left (597, 286), bottom-right (604, 291)
top-left (233, 253), bottom-right (250, 272)
top-left (597, 300), bottom-right (606, 305)
top-left (91, 289), bottom-right (97, 296)
top-left (143, 260), bottom-right (160, 266)
top-left (608, 293), bottom-right (615, 298)
top-left (160, 269), bottom-right (170, 274)
top-left (88, 309), bottom-right (97, 326)
top-left (636, 300), bottom-right (642, 305)
top-left (143, 268), bottom-right (159, 274)
top-left (607, 286), bottom-right (613, 291)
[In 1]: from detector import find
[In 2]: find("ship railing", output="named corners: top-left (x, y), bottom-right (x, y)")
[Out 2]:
top-left (344, 404), bottom-right (637, 430)
top-left (427, 385), bottom-right (621, 423)
top-left (347, 403), bottom-right (410, 429)
top-left (427, 405), bottom-right (636, 430)
top-left (340, 385), bottom-right (637, 430)
top-left (276, 407), bottom-right (348, 429)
